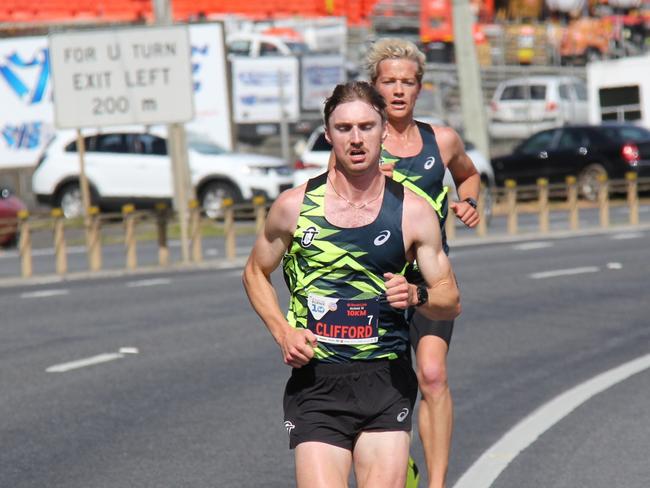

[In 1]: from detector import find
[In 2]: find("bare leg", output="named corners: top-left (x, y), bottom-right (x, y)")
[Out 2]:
top-left (416, 336), bottom-right (452, 488)
top-left (295, 441), bottom-right (352, 488)
top-left (353, 431), bottom-right (410, 488)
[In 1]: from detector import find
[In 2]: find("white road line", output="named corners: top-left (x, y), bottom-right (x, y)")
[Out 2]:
top-left (46, 352), bottom-right (125, 373)
top-left (512, 241), bottom-right (554, 251)
top-left (21, 289), bottom-right (69, 299)
top-left (453, 353), bottom-right (650, 488)
top-left (126, 278), bottom-right (172, 288)
top-left (606, 262), bottom-right (623, 270)
top-left (529, 266), bottom-right (600, 280)
top-left (611, 232), bottom-right (644, 240)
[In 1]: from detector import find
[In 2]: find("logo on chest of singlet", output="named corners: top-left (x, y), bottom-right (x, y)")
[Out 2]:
top-left (424, 156), bottom-right (436, 170)
top-left (301, 226), bottom-right (319, 247)
top-left (373, 230), bottom-right (391, 246)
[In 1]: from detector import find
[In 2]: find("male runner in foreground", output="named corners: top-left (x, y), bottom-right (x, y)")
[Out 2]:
top-left (243, 81), bottom-right (460, 487)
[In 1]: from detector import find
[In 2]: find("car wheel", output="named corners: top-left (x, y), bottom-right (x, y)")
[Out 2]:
top-left (56, 183), bottom-right (84, 219)
top-left (578, 164), bottom-right (607, 201)
top-left (200, 182), bottom-right (239, 219)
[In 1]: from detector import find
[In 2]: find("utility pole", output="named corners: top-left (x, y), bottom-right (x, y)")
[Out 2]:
top-left (451, 0), bottom-right (490, 160)
top-left (152, 0), bottom-right (193, 263)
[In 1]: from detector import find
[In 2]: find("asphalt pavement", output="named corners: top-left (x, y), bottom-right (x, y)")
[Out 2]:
top-left (0, 226), bottom-right (649, 487)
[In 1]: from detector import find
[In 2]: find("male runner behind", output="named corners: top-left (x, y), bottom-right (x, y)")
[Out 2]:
top-left (243, 81), bottom-right (460, 488)
top-left (367, 38), bottom-right (481, 488)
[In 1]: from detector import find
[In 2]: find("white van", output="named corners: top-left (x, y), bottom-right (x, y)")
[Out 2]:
top-left (226, 33), bottom-right (309, 58)
top-left (488, 76), bottom-right (589, 139)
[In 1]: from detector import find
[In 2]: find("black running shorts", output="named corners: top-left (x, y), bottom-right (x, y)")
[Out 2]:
top-left (409, 313), bottom-right (454, 348)
top-left (282, 357), bottom-right (418, 450)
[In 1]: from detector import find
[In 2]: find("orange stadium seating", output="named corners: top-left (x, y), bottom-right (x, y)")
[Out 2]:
top-left (0, 0), bottom-right (378, 25)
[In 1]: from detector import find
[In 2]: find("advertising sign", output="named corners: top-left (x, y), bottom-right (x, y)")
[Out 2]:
top-left (186, 23), bottom-right (233, 150)
top-left (232, 57), bottom-right (300, 124)
top-left (0, 36), bottom-right (54, 168)
top-left (300, 54), bottom-right (346, 112)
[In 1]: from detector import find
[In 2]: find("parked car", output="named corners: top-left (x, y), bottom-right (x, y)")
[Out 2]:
top-left (226, 32), bottom-right (309, 58)
top-left (0, 187), bottom-right (26, 248)
top-left (488, 76), bottom-right (589, 139)
top-left (293, 124), bottom-right (496, 220)
top-left (491, 123), bottom-right (650, 199)
top-left (32, 129), bottom-right (294, 219)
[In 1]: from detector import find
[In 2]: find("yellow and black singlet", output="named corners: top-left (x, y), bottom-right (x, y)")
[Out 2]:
top-left (282, 172), bottom-right (410, 364)
top-left (381, 120), bottom-right (450, 254)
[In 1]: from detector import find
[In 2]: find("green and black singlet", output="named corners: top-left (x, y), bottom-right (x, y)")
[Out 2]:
top-left (381, 120), bottom-right (450, 254)
top-left (282, 172), bottom-right (411, 364)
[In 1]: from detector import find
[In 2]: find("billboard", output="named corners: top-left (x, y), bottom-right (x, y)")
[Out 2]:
top-left (231, 57), bottom-right (300, 124)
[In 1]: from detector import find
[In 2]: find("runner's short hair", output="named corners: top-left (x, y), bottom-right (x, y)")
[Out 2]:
top-left (323, 81), bottom-right (387, 127)
top-left (365, 37), bottom-right (426, 84)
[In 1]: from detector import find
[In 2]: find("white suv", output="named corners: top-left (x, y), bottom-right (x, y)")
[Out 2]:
top-left (32, 128), bottom-right (293, 218)
top-left (293, 124), bottom-right (496, 221)
top-left (489, 75), bottom-right (589, 139)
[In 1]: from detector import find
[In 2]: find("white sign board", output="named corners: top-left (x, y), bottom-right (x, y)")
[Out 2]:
top-left (186, 23), bottom-right (233, 150)
top-left (49, 26), bottom-right (194, 128)
top-left (301, 54), bottom-right (346, 111)
top-left (232, 57), bottom-right (300, 123)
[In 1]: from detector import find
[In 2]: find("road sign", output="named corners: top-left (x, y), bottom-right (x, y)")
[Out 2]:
top-left (49, 26), bottom-right (194, 128)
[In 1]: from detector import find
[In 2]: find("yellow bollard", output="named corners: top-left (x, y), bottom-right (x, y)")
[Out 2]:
top-left (476, 183), bottom-right (487, 238)
top-left (122, 204), bottom-right (137, 270)
top-left (537, 178), bottom-right (549, 234)
top-left (189, 199), bottom-right (203, 263)
top-left (223, 197), bottom-right (236, 260)
top-left (18, 209), bottom-right (32, 278)
top-left (626, 172), bottom-right (639, 225)
top-left (51, 208), bottom-right (67, 275)
top-left (597, 174), bottom-right (609, 228)
top-left (505, 179), bottom-right (518, 235)
top-left (155, 202), bottom-right (169, 266)
top-left (87, 206), bottom-right (102, 271)
top-left (253, 195), bottom-right (267, 234)
top-left (445, 193), bottom-right (456, 241)
top-left (566, 176), bottom-right (579, 231)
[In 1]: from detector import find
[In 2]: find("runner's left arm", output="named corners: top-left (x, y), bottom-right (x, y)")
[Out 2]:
top-left (436, 125), bottom-right (481, 228)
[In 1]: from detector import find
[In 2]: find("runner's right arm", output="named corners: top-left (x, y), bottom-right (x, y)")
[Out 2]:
top-left (242, 187), bottom-right (318, 367)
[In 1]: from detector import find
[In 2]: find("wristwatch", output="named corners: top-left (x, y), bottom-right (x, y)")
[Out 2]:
top-left (415, 285), bottom-right (428, 307)
top-left (463, 197), bottom-right (478, 210)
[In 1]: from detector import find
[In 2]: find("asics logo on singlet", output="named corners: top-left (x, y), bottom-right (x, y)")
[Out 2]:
top-left (301, 226), bottom-right (319, 247)
top-left (284, 420), bottom-right (296, 435)
top-left (424, 156), bottom-right (436, 170)
top-left (397, 408), bottom-right (409, 422)
top-left (373, 230), bottom-right (391, 246)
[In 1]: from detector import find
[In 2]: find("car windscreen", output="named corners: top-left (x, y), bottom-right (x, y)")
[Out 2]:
top-left (188, 135), bottom-right (227, 155)
top-left (608, 126), bottom-right (650, 143)
top-left (500, 84), bottom-right (546, 101)
top-left (287, 42), bottom-right (309, 55)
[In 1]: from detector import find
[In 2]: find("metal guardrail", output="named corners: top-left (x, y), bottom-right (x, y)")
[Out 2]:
top-left (3, 173), bottom-right (649, 280)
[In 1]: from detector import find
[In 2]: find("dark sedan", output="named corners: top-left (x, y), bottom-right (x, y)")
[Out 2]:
top-left (491, 123), bottom-right (650, 199)
top-left (0, 187), bottom-right (26, 248)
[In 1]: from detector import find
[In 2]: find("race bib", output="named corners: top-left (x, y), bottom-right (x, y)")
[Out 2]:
top-left (307, 294), bottom-right (379, 345)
